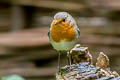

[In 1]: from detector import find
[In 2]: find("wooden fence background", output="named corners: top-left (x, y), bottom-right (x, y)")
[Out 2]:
top-left (0, 0), bottom-right (120, 80)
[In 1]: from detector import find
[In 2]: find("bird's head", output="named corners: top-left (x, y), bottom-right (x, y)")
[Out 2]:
top-left (51, 12), bottom-right (76, 26)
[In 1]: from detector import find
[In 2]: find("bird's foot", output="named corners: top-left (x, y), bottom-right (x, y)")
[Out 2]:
top-left (57, 66), bottom-right (62, 74)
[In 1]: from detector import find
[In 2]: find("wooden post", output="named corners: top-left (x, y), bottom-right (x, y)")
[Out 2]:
top-left (10, 5), bottom-right (25, 32)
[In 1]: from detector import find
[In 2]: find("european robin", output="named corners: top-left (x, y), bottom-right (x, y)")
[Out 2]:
top-left (48, 12), bottom-right (80, 72)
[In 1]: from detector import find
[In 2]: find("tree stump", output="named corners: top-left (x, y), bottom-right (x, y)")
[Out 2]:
top-left (56, 44), bottom-right (120, 80)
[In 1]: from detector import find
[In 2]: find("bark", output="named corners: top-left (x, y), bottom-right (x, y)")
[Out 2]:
top-left (56, 44), bottom-right (120, 80)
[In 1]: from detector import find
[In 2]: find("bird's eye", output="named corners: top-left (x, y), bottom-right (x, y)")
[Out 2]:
top-left (63, 19), bottom-right (65, 22)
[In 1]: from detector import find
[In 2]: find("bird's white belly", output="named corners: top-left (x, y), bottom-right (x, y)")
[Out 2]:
top-left (50, 39), bottom-right (76, 51)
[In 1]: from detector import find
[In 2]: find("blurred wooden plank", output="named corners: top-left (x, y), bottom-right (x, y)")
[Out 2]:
top-left (80, 26), bottom-right (120, 36)
top-left (80, 34), bottom-right (120, 46)
top-left (10, 0), bottom-right (85, 12)
top-left (0, 67), bottom-right (56, 77)
top-left (0, 27), bottom-right (49, 48)
top-left (0, 49), bottom-right (57, 61)
top-left (0, 61), bottom-right (35, 69)
top-left (87, 0), bottom-right (120, 10)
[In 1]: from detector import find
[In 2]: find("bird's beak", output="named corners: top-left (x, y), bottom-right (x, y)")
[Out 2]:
top-left (53, 18), bottom-right (64, 25)
top-left (54, 22), bottom-right (58, 25)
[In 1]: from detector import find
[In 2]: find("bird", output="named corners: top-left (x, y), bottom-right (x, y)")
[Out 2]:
top-left (48, 12), bottom-right (80, 72)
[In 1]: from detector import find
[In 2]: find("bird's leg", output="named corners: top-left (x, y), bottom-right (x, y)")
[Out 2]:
top-left (67, 51), bottom-right (70, 66)
top-left (58, 51), bottom-right (61, 73)
top-left (67, 51), bottom-right (72, 69)
top-left (69, 51), bottom-right (72, 69)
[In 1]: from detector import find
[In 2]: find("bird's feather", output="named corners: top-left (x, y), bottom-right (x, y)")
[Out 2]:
top-left (48, 31), bottom-right (50, 39)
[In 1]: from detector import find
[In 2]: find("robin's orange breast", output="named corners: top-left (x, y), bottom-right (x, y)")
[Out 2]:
top-left (51, 21), bottom-right (76, 42)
